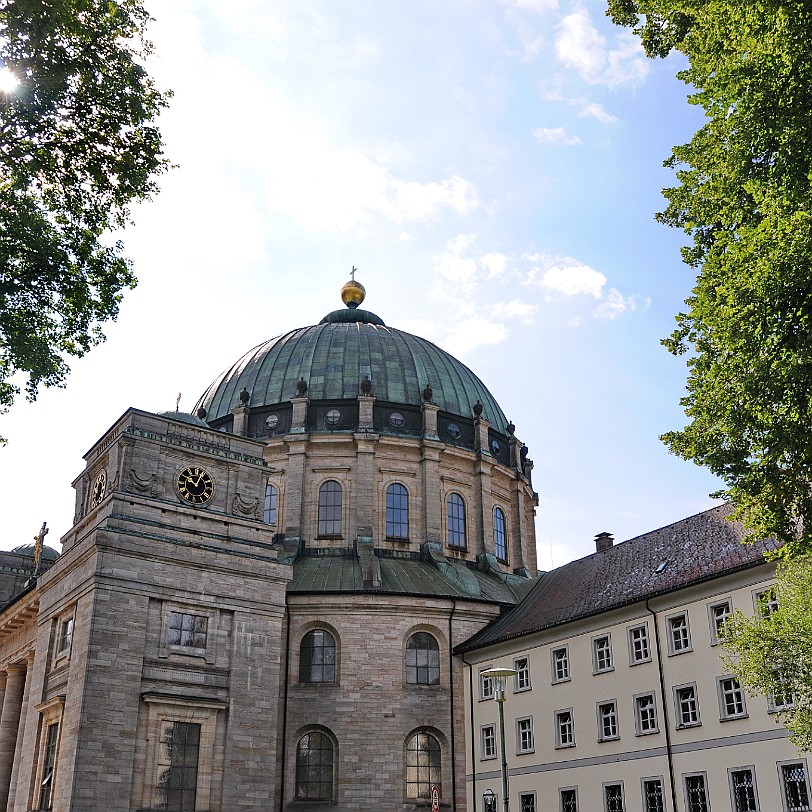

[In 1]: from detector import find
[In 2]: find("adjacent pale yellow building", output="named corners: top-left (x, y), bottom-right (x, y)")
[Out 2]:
top-left (458, 506), bottom-right (809, 812)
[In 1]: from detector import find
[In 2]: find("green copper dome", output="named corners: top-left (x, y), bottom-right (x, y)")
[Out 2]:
top-left (195, 313), bottom-right (508, 430)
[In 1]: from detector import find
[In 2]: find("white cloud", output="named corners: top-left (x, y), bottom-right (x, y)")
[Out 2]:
top-left (493, 300), bottom-right (538, 324)
top-left (442, 317), bottom-right (510, 359)
top-left (555, 7), bottom-right (649, 88)
top-left (533, 126), bottom-right (581, 146)
top-left (577, 102), bottom-right (617, 123)
top-left (482, 252), bottom-right (509, 279)
top-left (433, 235), bottom-right (480, 292)
top-left (593, 289), bottom-right (651, 319)
top-left (525, 254), bottom-right (607, 298)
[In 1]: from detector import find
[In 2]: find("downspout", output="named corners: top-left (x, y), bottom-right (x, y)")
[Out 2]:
top-left (279, 600), bottom-right (292, 812)
top-left (449, 599), bottom-right (458, 811)
top-left (460, 650), bottom-right (477, 812)
top-left (646, 598), bottom-right (677, 812)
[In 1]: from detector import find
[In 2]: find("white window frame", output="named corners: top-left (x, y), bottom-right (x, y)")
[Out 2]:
top-left (708, 598), bottom-right (733, 645)
top-left (604, 781), bottom-right (626, 812)
top-left (641, 776), bottom-right (666, 812)
top-left (718, 676), bottom-right (748, 721)
top-left (160, 603), bottom-right (217, 664)
top-left (674, 683), bottom-right (701, 728)
top-left (753, 585), bottom-right (779, 617)
top-left (514, 656), bottom-right (531, 692)
top-left (516, 716), bottom-right (534, 754)
top-left (519, 791), bottom-right (537, 812)
top-left (597, 700), bottom-right (619, 742)
top-left (480, 667), bottom-right (495, 701)
top-left (552, 646), bottom-right (570, 683)
top-left (628, 623), bottom-right (652, 665)
top-left (634, 691), bottom-right (659, 736)
top-left (666, 611), bottom-right (692, 656)
top-left (555, 708), bottom-right (575, 749)
top-left (770, 670), bottom-right (797, 713)
top-left (481, 724), bottom-right (497, 760)
top-left (683, 772), bottom-right (710, 812)
top-left (778, 759), bottom-right (812, 812)
top-left (560, 786), bottom-right (579, 812)
top-left (592, 634), bottom-right (613, 674)
top-left (728, 766), bottom-right (760, 812)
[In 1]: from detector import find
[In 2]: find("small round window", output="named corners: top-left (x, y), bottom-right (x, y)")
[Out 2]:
top-left (326, 409), bottom-right (342, 425)
top-left (491, 439), bottom-right (500, 454)
top-left (447, 423), bottom-right (461, 439)
top-left (265, 414), bottom-right (279, 430)
top-left (389, 412), bottom-right (405, 428)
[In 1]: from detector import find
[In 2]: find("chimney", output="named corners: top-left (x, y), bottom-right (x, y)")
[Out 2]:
top-left (595, 531), bottom-right (614, 552)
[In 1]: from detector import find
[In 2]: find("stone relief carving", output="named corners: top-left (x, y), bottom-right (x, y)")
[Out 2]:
top-left (232, 492), bottom-right (260, 519)
top-left (129, 468), bottom-right (160, 497)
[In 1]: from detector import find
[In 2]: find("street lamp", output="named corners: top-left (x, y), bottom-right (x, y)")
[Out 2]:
top-left (481, 667), bottom-right (517, 812)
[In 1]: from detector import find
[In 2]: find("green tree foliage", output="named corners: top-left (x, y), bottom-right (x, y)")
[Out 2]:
top-left (606, 0), bottom-right (812, 555)
top-left (0, 0), bottom-right (169, 420)
top-left (723, 557), bottom-right (812, 752)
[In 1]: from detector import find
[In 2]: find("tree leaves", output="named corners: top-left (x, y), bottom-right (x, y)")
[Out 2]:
top-left (0, 0), bottom-right (169, 424)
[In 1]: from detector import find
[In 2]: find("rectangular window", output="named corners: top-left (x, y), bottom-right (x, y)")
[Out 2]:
top-left (58, 618), bottom-right (73, 653)
top-left (598, 701), bottom-right (619, 741)
top-left (771, 671), bottom-right (796, 712)
top-left (675, 684), bottom-right (700, 728)
top-left (516, 717), bottom-right (534, 753)
top-left (781, 762), bottom-right (811, 812)
top-left (263, 482), bottom-right (278, 524)
top-left (520, 793), bottom-right (536, 812)
top-left (642, 778), bottom-right (665, 812)
top-left (157, 721), bottom-right (200, 812)
top-left (560, 788), bottom-right (578, 812)
top-left (481, 725), bottom-right (496, 760)
top-left (555, 709), bottom-right (574, 748)
top-left (593, 634), bottom-right (613, 673)
top-left (552, 646), bottom-right (570, 682)
top-left (730, 768), bottom-right (759, 812)
top-left (514, 657), bottom-right (531, 691)
top-left (754, 586), bottom-right (779, 617)
top-left (38, 722), bottom-right (59, 810)
top-left (480, 670), bottom-right (494, 700)
top-left (629, 624), bottom-right (651, 664)
top-left (719, 677), bottom-right (747, 720)
top-left (168, 611), bottom-right (208, 649)
top-left (709, 599), bottom-right (733, 644)
top-left (604, 783), bottom-right (625, 812)
top-left (635, 693), bottom-right (658, 735)
top-left (668, 612), bottom-right (692, 655)
top-left (685, 774), bottom-right (709, 812)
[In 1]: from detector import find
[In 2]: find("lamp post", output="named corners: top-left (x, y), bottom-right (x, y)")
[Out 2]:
top-left (481, 667), bottom-right (518, 812)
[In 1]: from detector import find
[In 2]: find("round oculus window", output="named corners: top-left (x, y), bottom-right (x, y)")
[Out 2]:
top-left (389, 412), bottom-right (405, 428)
top-left (326, 409), bottom-right (342, 425)
top-left (447, 423), bottom-right (461, 439)
top-left (265, 414), bottom-right (279, 430)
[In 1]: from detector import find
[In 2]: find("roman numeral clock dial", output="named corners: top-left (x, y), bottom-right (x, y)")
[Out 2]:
top-left (177, 466), bottom-right (215, 505)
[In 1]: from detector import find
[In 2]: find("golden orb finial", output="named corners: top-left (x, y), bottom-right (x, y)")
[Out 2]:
top-left (341, 266), bottom-right (366, 309)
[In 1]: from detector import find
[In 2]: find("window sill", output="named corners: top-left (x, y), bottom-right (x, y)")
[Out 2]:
top-left (551, 677), bottom-right (571, 685)
top-left (554, 743), bottom-right (575, 750)
top-left (598, 737), bottom-right (620, 744)
top-left (516, 749), bottom-right (535, 756)
top-left (667, 648), bottom-right (693, 657)
top-left (593, 667), bottom-right (614, 676)
top-left (513, 686), bottom-right (532, 694)
top-left (635, 729), bottom-right (659, 737)
top-left (629, 657), bottom-right (652, 667)
top-left (720, 714), bottom-right (748, 722)
top-left (675, 722), bottom-right (701, 730)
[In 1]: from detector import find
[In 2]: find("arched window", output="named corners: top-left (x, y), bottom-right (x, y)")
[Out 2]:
top-left (299, 629), bottom-right (336, 683)
top-left (406, 731), bottom-right (441, 800)
top-left (295, 731), bottom-right (334, 800)
top-left (318, 480), bottom-right (342, 536)
top-left (493, 507), bottom-right (507, 561)
top-left (447, 493), bottom-right (466, 548)
top-left (263, 483), bottom-right (278, 524)
top-left (386, 483), bottom-right (409, 539)
top-left (406, 632), bottom-right (440, 685)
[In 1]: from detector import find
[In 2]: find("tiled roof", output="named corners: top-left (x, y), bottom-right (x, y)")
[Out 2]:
top-left (457, 504), bottom-right (780, 653)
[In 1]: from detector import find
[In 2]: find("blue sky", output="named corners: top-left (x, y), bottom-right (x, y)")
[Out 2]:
top-left (0, 0), bottom-right (724, 565)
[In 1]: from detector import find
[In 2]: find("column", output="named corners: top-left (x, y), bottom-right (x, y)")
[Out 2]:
top-left (7, 653), bottom-right (35, 812)
top-left (0, 663), bottom-right (27, 811)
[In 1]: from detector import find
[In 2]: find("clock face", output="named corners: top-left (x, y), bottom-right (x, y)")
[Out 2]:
top-left (177, 466), bottom-right (214, 505)
top-left (91, 470), bottom-right (107, 508)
